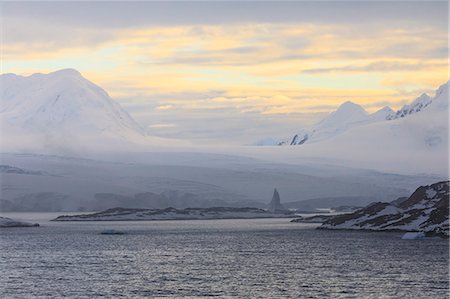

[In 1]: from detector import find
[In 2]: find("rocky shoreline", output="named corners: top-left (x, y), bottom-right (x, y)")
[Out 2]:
top-left (0, 217), bottom-right (39, 228)
top-left (317, 181), bottom-right (449, 238)
top-left (53, 207), bottom-right (294, 221)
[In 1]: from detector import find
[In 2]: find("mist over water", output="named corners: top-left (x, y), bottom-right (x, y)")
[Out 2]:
top-left (2, 152), bottom-right (444, 214)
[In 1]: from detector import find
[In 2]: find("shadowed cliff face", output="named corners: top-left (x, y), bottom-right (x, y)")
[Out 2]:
top-left (321, 181), bottom-right (450, 237)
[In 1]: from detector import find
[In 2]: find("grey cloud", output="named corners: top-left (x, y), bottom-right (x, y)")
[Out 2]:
top-left (302, 61), bottom-right (447, 74)
top-left (226, 46), bottom-right (261, 54)
top-left (301, 104), bottom-right (340, 111)
top-left (282, 38), bottom-right (310, 50)
top-left (137, 49), bottom-right (314, 67)
top-left (277, 54), bottom-right (315, 61)
top-left (112, 94), bottom-right (324, 144)
top-left (363, 101), bottom-right (397, 109)
top-left (428, 47), bottom-right (450, 60)
top-left (135, 106), bottom-right (323, 144)
top-left (380, 43), bottom-right (449, 60)
top-left (3, 2), bottom-right (447, 29)
top-left (2, 16), bottom-right (117, 47)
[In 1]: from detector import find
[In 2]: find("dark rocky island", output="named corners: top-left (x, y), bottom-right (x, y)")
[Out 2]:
top-left (290, 215), bottom-right (334, 223)
top-left (0, 217), bottom-right (39, 227)
top-left (53, 206), bottom-right (293, 221)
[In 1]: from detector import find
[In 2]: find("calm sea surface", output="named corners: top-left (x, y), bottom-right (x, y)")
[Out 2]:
top-left (0, 213), bottom-right (448, 298)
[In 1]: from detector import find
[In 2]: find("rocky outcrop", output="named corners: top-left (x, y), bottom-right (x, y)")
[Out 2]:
top-left (0, 165), bottom-right (44, 175)
top-left (319, 181), bottom-right (449, 237)
top-left (0, 217), bottom-right (39, 227)
top-left (386, 93), bottom-right (432, 120)
top-left (52, 206), bottom-right (292, 221)
top-left (268, 188), bottom-right (286, 213)
top-left (290, 215), bottom-right (334, 223)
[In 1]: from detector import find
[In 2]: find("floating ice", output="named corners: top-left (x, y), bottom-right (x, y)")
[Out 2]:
top-left (401, 232), bottom-right (425, 240)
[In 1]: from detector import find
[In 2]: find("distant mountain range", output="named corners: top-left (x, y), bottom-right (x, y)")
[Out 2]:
top-left (262, 80), bottom-right (448, 146)
top-left (2, 69), bottom-right (447, 155)
top-left (0, 69), bottom-right (447, 211)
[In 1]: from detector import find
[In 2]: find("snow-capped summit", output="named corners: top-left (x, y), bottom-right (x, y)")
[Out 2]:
top-left (280, 101), bottom-right (380, 145)
top-left (317, 101), bottom-right (368, 128)
top-left (431, 80), bottom-right (449, 110)
top-left (387, 93), bottom-right (432, 120)
top-left (369, 106), bottom-right (394, 121)
top-left (278, 79), bottom-right (448, 147)
top-left (47, 68), bottom-right (82, 77)
top-left (1, 69), bottom-right (147, 148)
top-left (291, 79), bottom-right (449, 174)
top-left (436, 79), bottom-right (449, 96)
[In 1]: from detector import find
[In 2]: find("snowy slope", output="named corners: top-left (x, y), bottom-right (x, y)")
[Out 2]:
top-left (279, 101), bottom-right (393, 145)
top-left (387, 93), bottom-right (432, 120)
top-left (0, 69), bottom-right (189, 152)
top-left (316, 81), bottom-right (448, 150)
top-left (1, 69), bottom-right (145, 136)
top-left (369, 106), bottom-right (395, 121)
top-left (279, 81), bottom-right (447, 146)
top-left (320, 181), bottom-right (449, 237)
top-left (236, 80), bottom-right (449, 175)
top-left (278, 80), bottom-right (449, 174)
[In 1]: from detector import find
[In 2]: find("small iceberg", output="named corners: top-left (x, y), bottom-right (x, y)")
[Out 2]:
top-left (100, 229), bottom-right (126, 235)
top-left (401, 232), bottom-right (425, 240)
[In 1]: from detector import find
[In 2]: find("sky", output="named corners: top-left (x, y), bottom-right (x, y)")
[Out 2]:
top-left (1, 1), bottom-right (449, 144)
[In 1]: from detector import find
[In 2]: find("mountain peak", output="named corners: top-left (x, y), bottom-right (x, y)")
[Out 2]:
top-left (388, 91), bottom-right (432, 120)
top-left (369, 106), bottom-right (394, 121)
top-left (320, 101), bottom-right (367, 124)
top-left (413, 93), bottom-right (431, 103)
top-left (281, 100), bottom-right (370, 145)
top-left (28, 68), bottom-right (83, 80)
top-left (378, 106), bottom-right (394, 113)
top-left (333, 101), bottom-right (368, 117)
top-left (337, 101), bottom-right (364, 110)
top-left (277, 79), bottom-right (448, 149)
top-left (49, 68), bottom-right (82, 77)
top-left (1, 69), bottom-right (146, 143)
top-left (435, 79), bottom-right (449, 98)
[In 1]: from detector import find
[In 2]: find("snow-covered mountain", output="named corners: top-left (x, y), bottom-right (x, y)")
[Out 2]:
top-left (325, 80), bottom-right (448, 149)
top-left (1, 69), bottom-right (150, 150)
top-left (387, 93), bottom-right (432, 120)
top-left (369, 106), bottom-right (395, 121)
top-left (279, 101), bottom-right (394, 145)
top-left (278, 80), bottom-right (448, 146)
top-left (273, 80), bottom-right (448, 174)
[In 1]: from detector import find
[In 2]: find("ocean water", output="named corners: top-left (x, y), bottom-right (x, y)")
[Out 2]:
top-left (0, 214), bottom-right (448, 298)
